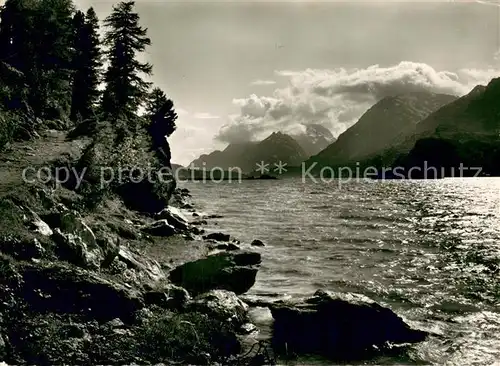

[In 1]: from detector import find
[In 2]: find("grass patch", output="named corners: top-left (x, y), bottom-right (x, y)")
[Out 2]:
top-left (136, 310), bottom-right (241, 364)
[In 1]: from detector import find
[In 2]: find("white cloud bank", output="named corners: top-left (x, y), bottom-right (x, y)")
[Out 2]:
top-left (216, 61), bottom-right (499, 144)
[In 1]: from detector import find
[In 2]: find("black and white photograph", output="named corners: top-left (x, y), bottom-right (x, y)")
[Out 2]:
top-left (1, 0), bottom-right (500, 364)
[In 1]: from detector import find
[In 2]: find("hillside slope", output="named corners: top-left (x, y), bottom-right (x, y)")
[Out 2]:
top-left (393, 77), bottom-right (500, 177)
top-left (307, 92), bottom-right (458, 168)
top-left (190, 132), bottom-right (308, 173)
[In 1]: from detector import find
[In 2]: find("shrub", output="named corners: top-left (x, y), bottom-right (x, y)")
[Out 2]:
top-left (137, 311), bottom-right (241, 364)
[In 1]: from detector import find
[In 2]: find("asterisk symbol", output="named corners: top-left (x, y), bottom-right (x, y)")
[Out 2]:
top-left (255, 161), bottom-right (270, 174)
top-left (274, 161), bottom-right (287, 174)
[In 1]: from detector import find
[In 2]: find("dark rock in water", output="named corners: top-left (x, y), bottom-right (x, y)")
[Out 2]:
top-left (141, 220), bottom-right (176, 237)
top-left (192, 219), bottom-right (208, 226)
top-left (251, 239), bottom-right (265, 247)
top-left (209, 242), bottom-right (241, 251)
top-left (224, 243), bottom-right (241, 251)
top-left (188, 290), bottom-right (249, 327)
top-left (189, 226), bottom-right (204, 235)
top-left (269, 290), bottom-right (428, 360)
top-left (144, 284), bottom-right (190, 310)
top-left (203, 232), bottom-right (230, 242)
top-left (178, 188), bottom-right (191, 197)
top-left (169, 251), bottom-right (261, 295)
top-left (206, 214), bottom-right (224, 219)
top-left (20, 263), bottom-right (144, 321)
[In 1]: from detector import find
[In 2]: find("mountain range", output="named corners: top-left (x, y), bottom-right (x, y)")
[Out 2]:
top-left (188, 77), bottom-right (500, 178)
top-left (190, 124), bottom-right (335, 173)
top-left (306, 92), bottom-right (458, 169)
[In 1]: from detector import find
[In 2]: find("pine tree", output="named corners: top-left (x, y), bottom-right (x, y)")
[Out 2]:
top-left (31, 0), bottom-right (75, 118)
top-left (0, 0), bottom-right (36, 110)
top-left (101, 1), bottom-right (152, 119)
top-left (70, 7), bottom-right (102, 121)
top-left (0, 0), bottom-right (75, 118)
top-left (145, 87), bottom-right (177, 138)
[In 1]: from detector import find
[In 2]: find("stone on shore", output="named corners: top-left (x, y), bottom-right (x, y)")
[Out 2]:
top-left (188, 290), bottom-right (249, 327)
top-left (52, 228), bottom-right (103, 270)
top-left (141, 220), bottom-right (176, 237)
top-left (20, 263), bottom-right (144, 321)
top-left (144, 284), bottom-right (190, 310)
top-left (26, 209), bottom-right (53, 237)
top-left (269, 289), bottom-right (428, 360)
top-left (117, 246), bottom-right (166, 282)
top-left (156, 206), bottom-right (190, 231)
top-left (208, 242), bottom-right (241, 251)
top-left (169, 251), bottom-right (261, 295)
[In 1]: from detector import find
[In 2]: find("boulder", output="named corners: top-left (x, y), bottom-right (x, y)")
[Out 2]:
top-left (206, 214), bottom-right (224, 219)
top-left (209, 242), bottom-right (241, 251)
top-left (192, 219), bottom-right (207, 226)
top-left (20, 263), bottom-right (144, 321)
top-left (26, 209), bottom-right (53, 237)
top-left (251, 239), bottom-right (265, 247)
top-left (105, 318), bottom-right (125, 329)
top-left (269, 290), bottom-right (428, 360)
top-left (239, 323), bottom-right (258, 335)
top-left (43, 211), bottom-right (96, 246)
top-left (52, 228), bottom-right (103, 270)
top-left (203, 232), bottom-right (230, 242)
top-left (188, 290), bottom-right (249, 327)
top-left (141, 220), bottom-right (176, 237)
top-left (156, 206), bottom-right (190, 231)
top-left (117, 246), bottom-right (165, 282)
top-left (169, 251), bottom-right (261, 295)
top-left (0, 235), bottom-right (45, 260)
top-left (144, 284), bottom-right (190, 310)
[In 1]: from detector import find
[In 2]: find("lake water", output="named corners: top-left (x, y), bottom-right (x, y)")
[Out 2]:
top-left (183, 177), bottom-right (500, 365)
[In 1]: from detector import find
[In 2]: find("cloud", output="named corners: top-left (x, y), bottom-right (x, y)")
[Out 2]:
top-left (193, 112), bottom-right (220, 119)
top-left (250, 79), bottom-right (277, 86)
top-left (216, 61), bottom-right (499, 144)
top-left (475, 0), bottom-right (500, 7)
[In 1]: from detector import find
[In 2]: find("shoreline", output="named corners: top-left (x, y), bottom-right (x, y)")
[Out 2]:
top-left (0, 130), bottom-right (435, 365)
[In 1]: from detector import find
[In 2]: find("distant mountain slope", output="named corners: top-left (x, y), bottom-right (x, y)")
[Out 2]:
top-left (393, 77), bottom-right (500, 177)
top-left (190, 142), bottom-right (257, 170)
top-left (307, 92), bottom-right (458, 168)
top-left (190, 127), bottom-right (329, 173)
top-left (293, 124), bottom-right (336, 156)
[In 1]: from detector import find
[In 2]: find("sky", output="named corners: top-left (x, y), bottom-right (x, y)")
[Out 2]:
top-left (75, 0), bottom-right (500, 165)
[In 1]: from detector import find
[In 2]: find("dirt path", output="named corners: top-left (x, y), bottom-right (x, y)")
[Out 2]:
top-left (0, 130), bottom-right (90, 196)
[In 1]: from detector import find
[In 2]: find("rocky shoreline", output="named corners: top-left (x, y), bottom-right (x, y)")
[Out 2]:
top-left (0, 129), bottom-right (430, 365)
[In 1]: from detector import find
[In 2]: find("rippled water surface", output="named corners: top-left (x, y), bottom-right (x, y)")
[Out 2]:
top-left (183, 178), bottom-right (500, 365)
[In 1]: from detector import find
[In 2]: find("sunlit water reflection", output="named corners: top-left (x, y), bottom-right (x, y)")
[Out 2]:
top-left (183, 177), bottom-right (500, 365)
